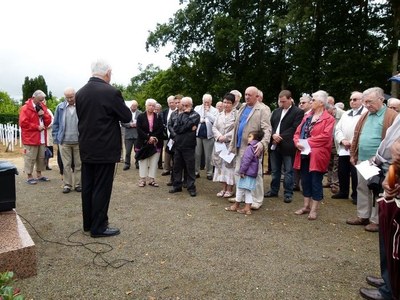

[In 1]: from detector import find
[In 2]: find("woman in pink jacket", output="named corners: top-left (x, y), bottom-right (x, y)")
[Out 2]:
top-left (293, 90), bottom-right (335, 220)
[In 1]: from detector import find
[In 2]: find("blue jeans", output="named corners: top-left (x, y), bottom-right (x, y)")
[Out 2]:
top-left (300, 156), bottom-right (324, 201)
top-left (270, 150), bottom-right (294, 197)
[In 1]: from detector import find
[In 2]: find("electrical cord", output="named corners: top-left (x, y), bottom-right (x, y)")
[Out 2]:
top-left (17, 214), bottom-right (135, 268)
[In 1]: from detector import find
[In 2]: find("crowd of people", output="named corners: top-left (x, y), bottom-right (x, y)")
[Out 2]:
top-left (18, 59), bottom-right (400, 299)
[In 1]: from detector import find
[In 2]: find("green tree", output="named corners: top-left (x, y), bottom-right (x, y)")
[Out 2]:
top-left (0, 91), bottom-right (20, 114)
top-left (22, 75), bottom-right (49, 104)
top-left (146, 0), bottom-right (397, 103)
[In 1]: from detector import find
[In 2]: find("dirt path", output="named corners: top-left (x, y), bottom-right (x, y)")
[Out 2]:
top-left (1, 147), bottom-right (375, 299)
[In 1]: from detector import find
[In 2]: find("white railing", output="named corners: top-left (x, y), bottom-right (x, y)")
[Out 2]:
top-left (0, 124), bottom-right (21, 152)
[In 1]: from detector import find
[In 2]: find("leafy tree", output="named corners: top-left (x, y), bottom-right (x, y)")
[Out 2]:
top-left (0, 91), bottom-right (20, 114)
top-left (22, 75), bottom-right (49, 104)
top-left (146, 0), bottom-right (398, 103)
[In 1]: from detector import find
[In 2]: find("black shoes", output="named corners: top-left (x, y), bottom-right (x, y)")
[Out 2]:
top-left (293, 185), bottom-right (300, 191)
top-left (169, 187), bottom-right (183, 193)
top-left (206, 175), bottom-right (213, 180)
top-left (161, 171), bottom-right (171, 176)
top-left (90, 227), bottom-right (120, 238)
top-left (46, 166), bottom-right (52, 170)
top-left (284, 196), bottom-right (292, 203)
top-left (75, 186), bottom-right (82, 192)
top-left (366, 276), bottom-right (385, 288)
top-left (359, 287), bottom-right (384, 300)
top-left (189, 190), bottom-right (197, 197)
top-left (195, 173), bottom-right (200, 178)
top-left (264, 191), bottom-right (278, 198)
top-left (331, 193), bottom-right (349, 199)
top-left (62, 186), bottom-right (71, 194)
top-left (123, 165), bottom-right (130, 171)
top-left (166, 181), bottom-right (173, 186)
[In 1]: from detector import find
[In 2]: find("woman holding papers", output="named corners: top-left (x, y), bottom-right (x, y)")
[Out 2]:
top-left (212, 93), bottom-right (237, 198)
top-left (293, 90), bottom-right (335, 220)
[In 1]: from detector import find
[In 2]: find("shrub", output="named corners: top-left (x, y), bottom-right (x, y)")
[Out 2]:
top-left (0, 272), bottom-right (24, 300)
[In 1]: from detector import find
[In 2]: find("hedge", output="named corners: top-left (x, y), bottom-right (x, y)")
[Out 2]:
top-left (0, 114), bottom-right (19, 124)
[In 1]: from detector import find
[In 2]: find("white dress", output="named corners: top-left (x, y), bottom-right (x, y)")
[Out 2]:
top-left (211, 110), bottom-right (236, 185)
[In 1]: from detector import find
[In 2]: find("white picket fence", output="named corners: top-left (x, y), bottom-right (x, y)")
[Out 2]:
top-left (0, 124), bottom-right (21, 152)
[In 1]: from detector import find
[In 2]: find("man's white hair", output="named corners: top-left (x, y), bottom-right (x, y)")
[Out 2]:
top-left (91, 59), bottom-right (112, 77)
top-left (32, 90), bottom-right (46, 98)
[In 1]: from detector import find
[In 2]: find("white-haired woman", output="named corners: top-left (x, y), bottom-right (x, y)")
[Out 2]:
top-left (135, 99), bottom-right (164, 187)
top-left (293, 90), bottom-right (335, 220)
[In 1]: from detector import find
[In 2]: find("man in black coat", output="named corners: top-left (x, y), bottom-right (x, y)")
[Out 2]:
top-left (264, 90), bottom-right (304, 203)
top-left (169, 97), bottom-right (200, 197)
top-left (76, 59), bottom-right (131, 238)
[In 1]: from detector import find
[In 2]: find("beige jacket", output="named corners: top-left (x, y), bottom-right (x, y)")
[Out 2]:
top-left (229, 102), bottom-right (271, 155)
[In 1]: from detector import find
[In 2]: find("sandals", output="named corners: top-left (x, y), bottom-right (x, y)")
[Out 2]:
top-left (138, 180), bottom-right (146, 187)
top-left (148, 181), bottom-right (159, 187)
top-left (237, 208), bottom-right (252, 215)
top-left (225, 205), bottom-right (238, 212)
top-left (223, 191), bottom-right (234, 198)
top-left (294, 207), bottom-right (310, 215)
top-left (308, 211), bottom-right (317, 220)
top-left (217, 190), bottom-right (226, 197)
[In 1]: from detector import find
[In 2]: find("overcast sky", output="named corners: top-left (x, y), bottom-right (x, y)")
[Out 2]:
top-left (0, 0), bottom-right (183, 100)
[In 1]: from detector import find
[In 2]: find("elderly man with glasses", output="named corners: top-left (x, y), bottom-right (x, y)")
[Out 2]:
top-left (333, 91), bottom-right (366, 203)
top-left (19, 90), bottom-right (52, 184)
top-left (347, 87), bottom-right (397, 232)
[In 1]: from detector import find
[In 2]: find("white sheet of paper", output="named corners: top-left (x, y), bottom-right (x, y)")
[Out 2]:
top-left (298, 139), bottom-right (311, 155)
top-left (355, 160), bottom-right (381, 180)
top-left (338, 148), bottom-right (350, 156)
top-left (214, 141), bottom-right (227, 153)
top-left (219, 149), bottom-right (235, 163)
top-left (167, 139), bottom-right (174, 150)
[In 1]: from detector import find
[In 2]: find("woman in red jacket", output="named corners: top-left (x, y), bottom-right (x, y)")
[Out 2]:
top-left (293, 90), bottom-right (335, 220)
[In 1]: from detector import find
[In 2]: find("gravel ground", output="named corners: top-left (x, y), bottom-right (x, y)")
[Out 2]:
top-left (2, 149), bottom-right (378, 300)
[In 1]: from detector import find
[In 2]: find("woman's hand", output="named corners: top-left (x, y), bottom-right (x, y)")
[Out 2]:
top-left (296, 142), bottom-right (304, 151)
top-left (148, 136), bottom-right (158, 144)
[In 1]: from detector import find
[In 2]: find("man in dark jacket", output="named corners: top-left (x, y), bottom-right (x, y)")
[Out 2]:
top-left (76, 59), bottom-right (131, 238)
top-left (264, 90), bottom-right (304, 203)
top-left (169, 97), bottom-right (200, 197)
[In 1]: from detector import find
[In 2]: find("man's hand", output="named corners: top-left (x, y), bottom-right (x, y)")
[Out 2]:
top-left (272, 133), bottom-right (282, 144)
top-left (382, 175), bottom-right (400, 199)
top-left (254, 142), bottom-right (264, 157)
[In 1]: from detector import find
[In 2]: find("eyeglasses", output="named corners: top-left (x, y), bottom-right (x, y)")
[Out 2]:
top-left (299, 101), bottom-right (307, 104)
top-left (350, 98), bottom-right (360, 102)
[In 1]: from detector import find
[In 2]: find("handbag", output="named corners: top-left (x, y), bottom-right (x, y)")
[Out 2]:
top-left (45, 147), bottom-right (53, 159)
top-left (367, 168), bottom-right (384, 203)
top-left (134, 143), bottom-right (157, 161)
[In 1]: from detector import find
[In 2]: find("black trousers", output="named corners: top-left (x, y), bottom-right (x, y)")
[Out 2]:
top-left (81, 162), bottom-right (115, 234)
top-left (173, 148), bottom-right (196, 192)
top-left (337, 155), bottom-right (358, 200)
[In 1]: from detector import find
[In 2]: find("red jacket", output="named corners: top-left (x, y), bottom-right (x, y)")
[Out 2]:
top-left (293, 110), bottom-right (335, 172)
top-left (19, 98), bottom-right (52, 145)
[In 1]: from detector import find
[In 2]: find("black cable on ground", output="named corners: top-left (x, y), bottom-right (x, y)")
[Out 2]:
top-left (17, 214), bottom-right (135, 269)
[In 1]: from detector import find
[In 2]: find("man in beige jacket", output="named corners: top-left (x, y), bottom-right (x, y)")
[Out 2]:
top-left (229, 86), bottom-right (272, 209)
